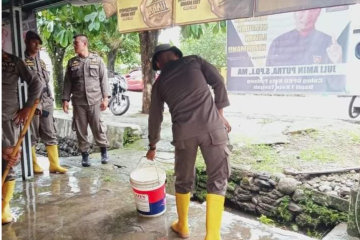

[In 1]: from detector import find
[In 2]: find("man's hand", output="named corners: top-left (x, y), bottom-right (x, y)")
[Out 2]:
top-left (100, 98), bottom-right (108, 111)
top-left (222, 116), bottom-right (232, 133)
top-left (146, 149), bottom-right (156, 161)
top-left (63, 101), bottom-right (69, 114)
top-left (327, 34), bottom-right (343, 64)
top-left (35, 109), bottom-right (42, 116)
top-left (13, 107), bottom-right (31, 126)
top-left (2, 147), bottom-right (21, 168)
top-left (218, 108), bottom-right (231, 133)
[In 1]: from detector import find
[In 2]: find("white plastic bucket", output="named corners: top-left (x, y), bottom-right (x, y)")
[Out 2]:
top-left (130, 166), bottom-right (167, 217)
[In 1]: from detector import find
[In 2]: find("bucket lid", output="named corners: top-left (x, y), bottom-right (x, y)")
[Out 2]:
top-left (130, 166), bottom-right (166, 185)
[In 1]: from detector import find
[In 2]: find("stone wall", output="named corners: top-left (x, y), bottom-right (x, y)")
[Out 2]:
top-left (194, 165), bottom-right (351, 230)
top-left (55, 117), bottom-right (142, 149)
top-left (35, 117), bottom-right (142, 157)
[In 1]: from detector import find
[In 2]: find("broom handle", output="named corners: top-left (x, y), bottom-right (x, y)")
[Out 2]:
top-left (2, 99), bottom-right (40, 186)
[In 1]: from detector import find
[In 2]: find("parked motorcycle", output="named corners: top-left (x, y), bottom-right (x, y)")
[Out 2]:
top-left (108, 71), bottom-right (130, 116)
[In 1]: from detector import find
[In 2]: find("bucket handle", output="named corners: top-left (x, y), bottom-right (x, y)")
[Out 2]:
top-left (135, 156), bottom-right (161, 184)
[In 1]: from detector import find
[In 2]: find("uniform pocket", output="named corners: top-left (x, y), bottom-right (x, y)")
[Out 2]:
top-left (209, 128), bottom-right (228, 146)
top-left (53, 118), bottom-right (58, 134)
top-left (99, 119), bottom-right (107, 133)
top-left (71, 66), bottom-right (81, 78)
top-left (224, 147), bottom-right (232, 178)
top-left (89, 65), bottom-right (99, 77)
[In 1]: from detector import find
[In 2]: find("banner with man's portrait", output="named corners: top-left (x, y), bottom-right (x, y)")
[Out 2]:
top-left (255, 0), bottom-right (360, 16)
top-left (226, 5), bottom-right (360, 94)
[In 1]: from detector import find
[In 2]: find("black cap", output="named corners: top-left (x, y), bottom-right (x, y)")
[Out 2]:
top-left (25, 31), bottom-right (42, 44)
top-left (152, 44), bottom-right (183, 71)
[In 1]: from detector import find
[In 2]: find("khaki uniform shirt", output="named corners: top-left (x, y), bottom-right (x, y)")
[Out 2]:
top-left (2, 51), bottom-right (42, 121)
top-left (62, 53), bottom-right (109, 105)
top-left (148, 55), bottom-right (230, 145)
top-left (25, 53), bottom-right (53, 111)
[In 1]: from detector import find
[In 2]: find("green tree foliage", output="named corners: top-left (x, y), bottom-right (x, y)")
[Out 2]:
top-left (37, 4), bottom-right (101, 106)
top-left (181, 21), bottom-right (226, 39)
top-left (180, 22), bottom-right (226, 70)
top-left (37, 4), bottom-right (141, 106)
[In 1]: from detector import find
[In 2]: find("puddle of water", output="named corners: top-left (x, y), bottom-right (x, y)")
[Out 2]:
top-left (68, 176), bottom-right (80, 194)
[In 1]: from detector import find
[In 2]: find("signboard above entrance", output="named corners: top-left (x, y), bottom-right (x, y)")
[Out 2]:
top-left (174, 0), bottom-right (253, 26)
top-left (115, 0), bottom-right (360, 33)
top-left (255, 0), bottom-right (360, 16)
top-left (116, 0), bottom-right (173, 33)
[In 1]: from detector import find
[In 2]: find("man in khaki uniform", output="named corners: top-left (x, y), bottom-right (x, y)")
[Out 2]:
top-left (146, 44), bottom-right (231, 240)
top-left (2, 50), bottom-right (42, 224)
top-left (62, 34), bottom-right (109, 167)
top-left (25, 31), bottom-right (67, 174)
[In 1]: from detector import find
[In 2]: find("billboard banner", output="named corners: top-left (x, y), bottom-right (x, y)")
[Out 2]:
top-left (226, 6), bottom-right (360, 94)
top-left (117, 0), bottom-right (173, 33)
top-left (255, 0), bottom-right (360, 16)
top-left (174, 0), bottom-right (253, 26)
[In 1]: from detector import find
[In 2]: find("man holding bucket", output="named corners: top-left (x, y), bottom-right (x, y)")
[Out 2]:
top-left (146, 44), bottom-right (231, 240)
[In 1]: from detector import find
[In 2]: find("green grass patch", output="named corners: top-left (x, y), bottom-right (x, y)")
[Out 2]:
top-left (349, 132), bottom-right (360, 144)
top-left (123, 127), bottom-right (141, 147)
top-left (103, 176), bottom-right (113, 182)
top-left (275, 196), bottom-right (294, 222)
top-left (299, 147), bottom-right (339, 163)
top-left (258, 215), bottom-right (275, 225)
top-left (232, 143), bottom-right (280, 173)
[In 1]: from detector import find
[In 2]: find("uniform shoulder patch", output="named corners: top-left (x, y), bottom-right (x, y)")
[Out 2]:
top-left (40, 59), bottom-right (47, 70)
top-left (71, 60), bottom-right (80, 67)
top-left (25, 59), bottom-right (35, 67)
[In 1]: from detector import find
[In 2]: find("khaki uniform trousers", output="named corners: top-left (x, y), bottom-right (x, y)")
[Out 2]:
top-left (172, 128), bottom-right (231, 196)
top-left (30, 107), bottom-right (57, 146)
top-left (2, 120), bottom-right (19, 182)
top-left (72, 104), bottom-right (108, 152)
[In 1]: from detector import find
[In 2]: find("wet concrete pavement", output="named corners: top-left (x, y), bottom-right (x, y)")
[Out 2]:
top-left (3, 152), bottom-right (315, 240)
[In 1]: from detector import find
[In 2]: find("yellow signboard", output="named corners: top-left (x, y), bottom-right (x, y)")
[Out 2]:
top-left (174, 0), bottom-right (253, 25)
top-left (117, 0), bottom-right (173, 33)
top-left (255, 0), bottom-right (360, 16)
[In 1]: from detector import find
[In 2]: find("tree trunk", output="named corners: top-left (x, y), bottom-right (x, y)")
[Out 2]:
top-left (139, 30), bottom-right (159, 114)
top-left (48, 45), bottom-right (66, 108)
top-left (107, 48), bottom-right (117, 73)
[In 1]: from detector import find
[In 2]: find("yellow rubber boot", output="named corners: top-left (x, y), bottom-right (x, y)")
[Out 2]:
top-left (171, 192), bottom-right (190, 238)
top-left (46, 145), bottom-right (68, 174)
top-left (204, 194), bottom-right (225, 240)
top-left (2, 180), bottom-right (15, 224)
top-left (32, 146), bottom-right (44, 174)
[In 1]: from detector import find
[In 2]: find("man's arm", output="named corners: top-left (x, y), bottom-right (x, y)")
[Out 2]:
top-left (62, 61), bottom-right (72, 102)
top-left (199, 57), bottom-right (230, 110)
top-left (62, 62), bottom-right (72, 114)
top-left (99, 58), bottom-right (109, 111)
top-left (199, 57), bottom-right (231, 132)
top-left (99, 58), bottom-right (109, 99)
top-left (148, 83), bottom-right (164, 148)
top-left (14, 59), bottom-right (42, 125)
top-left (17, 59), bottom-right (42, 107)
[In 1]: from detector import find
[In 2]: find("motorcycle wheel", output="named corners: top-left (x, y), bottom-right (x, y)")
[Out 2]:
top-left (109, 95), bottom-right (130, 116)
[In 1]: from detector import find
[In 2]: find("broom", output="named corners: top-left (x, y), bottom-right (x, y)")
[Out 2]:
top-left (2, 99), bottom-right (40, 186)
